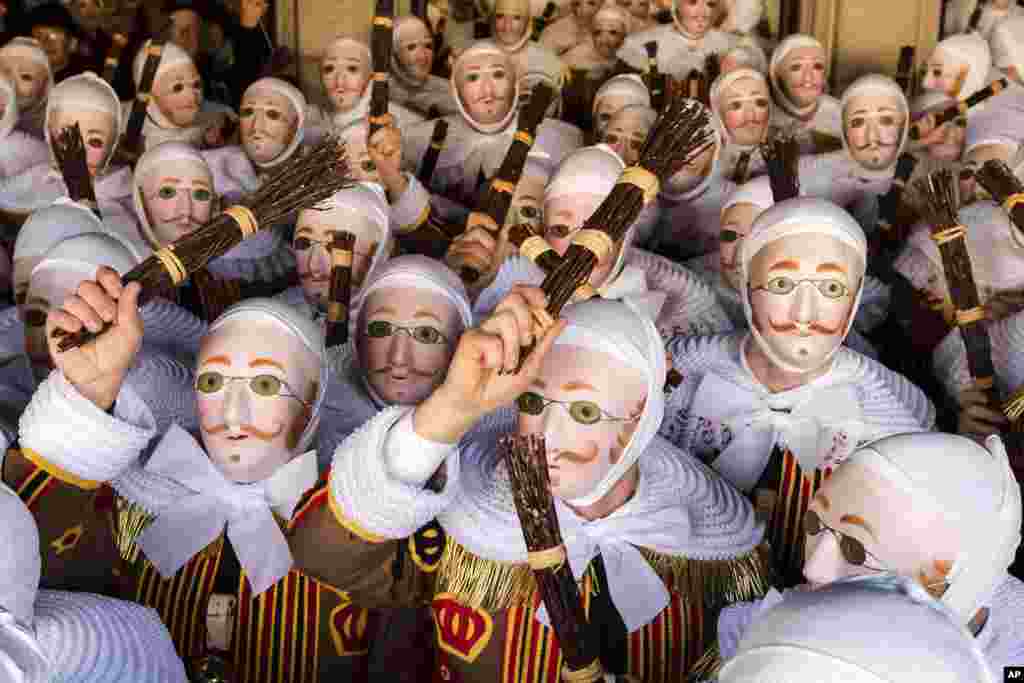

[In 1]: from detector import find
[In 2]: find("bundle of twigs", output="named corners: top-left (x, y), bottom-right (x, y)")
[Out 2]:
top-left (325, 231), bottom-right (356, 348)
top-left (913, 169), bottom-right (999, 406)
top-left (54, 137), bottom-right (354, 352)
top-left (704, 53), bottom-right (721, 91)
top-left (975, 159), bottom-right (1024, 242)
top-left (538, 98), bottom-right (711, 318)
top-left (731, 150), bottom-right (753, 185)
top-left (968, 0), bottom-right (985, 32)
top-left (909, 79), bottom-right (1007, 141)
top-left (876, 152), bottom-right (919, 254)
top-left (53, 123), bottom-right (101, 219)
top-left (417, 119), bottom-right (449, 185)
top-left (102, 33), bottom-right (129, 85)
top-left (369, 0), bottom-right (395, 138)
top-left (509, 222), bottom-right (561, 273)
top-left (894, 46), bottom-right (915, 93)
top-left (123, 41), bottom-right (164, 157)
top-left (501, 435), bottom-right (604, 682)
top-left (453, 83), bottom-right (555, 283)
top-left (761, 131), bottom-right (801, 202)
top-left (644, 41), bottom-right (665, 111)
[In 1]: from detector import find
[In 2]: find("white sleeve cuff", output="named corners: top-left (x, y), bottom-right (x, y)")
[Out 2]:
top-left (384, 409), bottom-right (458, 485)
top-left (390, 174), bottom-right (431, 234)
top-left (19, 370), bottom-right (157, 483)
top-left (331, 406), bottom-right (460, 539)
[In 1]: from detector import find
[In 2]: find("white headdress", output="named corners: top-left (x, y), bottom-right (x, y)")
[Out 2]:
top-left (45, 72), bottom-right (122, 174)
top-left (739, 197), bottom-right (867, 373)
top-left (991, 15), bottom-right (1024, 74)
top-left (131, 40), bottom-right (197, 130)
top-left (592, 74), bottom-right (650, 134)
top-left (241, 77), bottom-right (307, 169)
top-left (450, 41), bottom-right (520, 134)
top-left (719, 574), bottom-right (996, 683)
top-left (847, 432), bottom-right (1021, 624)
top-left (932, 33), bottom-right (993, 100)
top-left (29, 233), bottom-right (139, 309)
top-left (14, 199), bottom-right (103, 265)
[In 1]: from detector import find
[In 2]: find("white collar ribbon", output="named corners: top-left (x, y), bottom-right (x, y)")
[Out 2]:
top-left (535, 494), bottom-right (690, 633)
top-left (692, 371), bottom-right (863, 492)
top-left (137, 424), bottom-right (317, 596)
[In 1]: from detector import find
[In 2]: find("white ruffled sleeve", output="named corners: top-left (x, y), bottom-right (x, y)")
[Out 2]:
top-left (329, 406), bottom-right (460, 540)
top-left (18, 370), bottom-right (157, 484)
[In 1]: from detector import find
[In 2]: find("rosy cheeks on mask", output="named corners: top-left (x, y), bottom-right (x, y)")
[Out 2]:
top-left (678, 0), bottom-right (716, 36)
top-left (720, 82), bottom-right (770, 146)
top-left (780, 49), bottom-right (827, 107)
top-left (144, 181), bottom-right (214, 245)
top-left (0, 57), bottom-right (48, 109)
top-left (321, 55), bottom-right (371, 112)
top-left (239, 92), bottom-right (299, 165)
top-left (399, 33), bottom-right (435, 78)
top-left (457, 58), bottom-right (515, 125)
top-left (49, 109), bottom-right (116, 176)
top-left (153, 65), bottom-right (203, 127)
top-left (921, 56), bottom-right (961, 97)
top-left (495, 12), bottom-right (529, 45)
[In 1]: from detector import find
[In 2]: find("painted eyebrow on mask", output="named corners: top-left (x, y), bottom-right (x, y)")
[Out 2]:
top-left (201, 355), bottom-right (231, 366)
top-left (368, 305), bottom-right (398, 317)
top-left (816, 262), bottom-right (848, 275)
top-left (250, 358), bottom-right (286, 371)
top-left (413, 310), bottom-right (443, 323)
top-left (562, 380), bottom-right (596, 391)
top-left (768, 259), bottom-right (800, 271)
top-left (840, 514), bottom-right (877, 541)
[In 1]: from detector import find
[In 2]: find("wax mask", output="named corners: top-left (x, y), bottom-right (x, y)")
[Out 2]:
top-left (196, 320), bottom-right (318, 483)
top-left (141, 159), bottom-right (214, 247)
top-left (574, 0), bottom-right (601, 22)
top-left (397, 21), bottom-right (435, 82)
top-left (676, 0), bottom-right (716, 38)
top-left (592, 14), bottom-right (627, 59)
top-left (152, 61), bottom-right (202, 127)
top-left (719, 202), bottom-right (760, 289)
top-left (720, 76), bottom-right (770, 146)
top-left (778, 46), bottom-right (826, 109)
top-left (494, 0), bottom-right (530, 47)
top-left (455, 52), bottom-right (515, 126)
top-left (294, 207), bottom-right (381, 308)
top-left (170, 8), bottom-right (201, 59)
top-left (803, 462), bottom-right (959, 594)
top-left (594, 93), bottom-right (632, 133)
top-left (0, 56), bottom-right (48, 110)
top-left (601, 107), bottom-right (651, 165)
top-left (321, 42), bottom-right (371, 113)
top-left (922, 49), bottom-right (965, 98)
top-left (507, 175), bottom-right (546, 230)
top-left (357, 287), bottom-right (461, 405)
top-left (664, 139), bottom-right (715, 195)
top-left (240, 88), bottom-right (299, 165)
top-left (919, 115), bottom-right (966, 163)
top-left (544, 193), bottom-right (617, 286)
top-left (48, 108), bottom-right (116, 177)
top-left (517, 345), bottom-right (646, 501)
top-left (748, 233), bottom-right (861, 372)
top-left (843, 92), bottom-right (906, 171)
top-left (31, 25), bottom-right (70, 72)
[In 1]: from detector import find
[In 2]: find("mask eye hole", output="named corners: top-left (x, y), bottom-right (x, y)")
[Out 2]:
top-left (366, 320), bottom-right (393, 337)
top-left (250, 374), bottom-right (282, 397)
top-left (720, 229), bottom-right (739, 242)
top-left (516, 391), bottom-right (545, 415)
top-left (569, 400), bottom-right (602, 425)
top-left (412, 326), bottom-right (444, 344)
top-left (23, 308), bottom-right (46, 328)
top-left (196, 371), bottom-right (225, 393)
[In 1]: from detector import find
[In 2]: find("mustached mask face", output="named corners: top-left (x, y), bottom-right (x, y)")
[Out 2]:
top-left (719, 202), bottom-right (761, 290)
top-left (922, 50), bottom-right (964, 98)
top-left (720, 76), bottom-right (770, 146)
top-left (843, 92), bottom-right (905, 171)
top-left (196, 320), bottom-right (317, 483)
top-left (592, 16), bottom-right (627, 59)
top-left (49, 107), bottom-right (116, 177)
top-left (516, 345), bottom-right (646, 501)
top-left (141, 159), bottom-right (214, 247)
top-left (748, 232), bottom-right (861, 372)
top-left (0, 56), bottom-right (48, 110)
top-left (779, 46), bottom-right (826, 108)
top-left (152, 62), bottom-right (202, 127)
top-left (294, 206), bottom-right (382, 308)
top-left (321, 42), bottom-right (371, 113)
top-left (357, 286), bottom-right (461, 405)
top-left (802, 462), bottom-right (959, 596)
top-left (455, 52), bottom-right (515, 126)
top-left (239, 88), bottom-right (299, 165)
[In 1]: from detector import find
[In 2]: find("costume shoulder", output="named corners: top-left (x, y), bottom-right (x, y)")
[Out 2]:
top-left (201, 145), bottom-right (259, 200)
top-left (666, 330), bottom-right (743, 373)
top-left (139, 298), bottom-right (208, 364)
top-left (626, 248), bottom-right (734, 340)
top-left (982, 574), bottom-right (1024, 675)
top-left (832, 347), bottom-right (936, 432)
top-left (123, 348), bottom-right (198, 437)
top-left (0, 131), bottom-right (49, 179)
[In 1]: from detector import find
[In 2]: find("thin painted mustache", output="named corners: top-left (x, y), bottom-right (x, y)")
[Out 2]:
top-left (548, 449), bottom-right (598, 466)
top-left (852, 140), bottom-right (898, 151)
top-left (370, 365), bottom-right (439, 379)
top-left (202, 422), bottom-right (283, 441)
top-left (768, 319), bottom-right (844, 335)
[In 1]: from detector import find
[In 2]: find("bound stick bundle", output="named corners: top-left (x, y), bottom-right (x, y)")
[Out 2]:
top-left (909, 79), bottom-right (1007, 140)
top-left (761, 131), bottom-right (801, 202)
top-left (731, 150), bottom-right (753, 185)
top-left (453, 83), bottom-right (555, 283)
top-left (54, 137), bottom-right (354, 352)
top-left (509, 222), bottom-right (561, 273)
top-left (53, 123), bottom-right (101, 219)
top-left (123, 41), bottom-right (164, 158)
top-left (501, 435), bottom-right (605, 683)
top-left (894, 46), bottom-right (915, 93)
top-left (325, 231), bottom-right (356, 348)
top-left (369, 0), bottom-right (396, 138)
top-left (975, 159), bottom-right (1024, 243)
top-left (532, 1), bottom-right (559, 41)
top-left (914, 169), bottom-right (999, 406)
top-left (644, 41), bottom-right (665, 111)
top-left (417, 119), bottom-right (449, 185)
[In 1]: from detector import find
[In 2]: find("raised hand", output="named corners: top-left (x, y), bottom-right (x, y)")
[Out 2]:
top-left (413, 285), bottom-right (565, 443)
top-left (368, 124), bottom-right (408, 200)
top-left (957, 385), bottom-right (1009, 438)
top-left (45, 267), bottom-right (143, 411)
